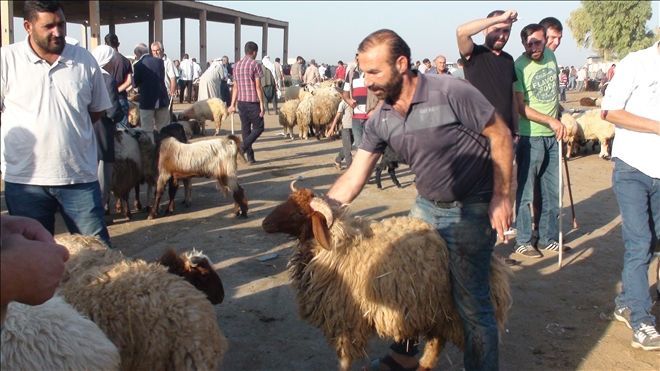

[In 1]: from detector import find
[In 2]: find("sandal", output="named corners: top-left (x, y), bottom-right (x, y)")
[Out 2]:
top-left (365, 355), bottom-right (419, 371)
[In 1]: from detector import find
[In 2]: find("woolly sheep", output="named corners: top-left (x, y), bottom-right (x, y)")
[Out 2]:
top-left (178, 98), bottom-right (229, 136)
top-left (262, 182), bottom-right (512, 371)
top-left (569, 109), bottom-right (615, 160)
top-left (55, 234), bottom-right (228, 371)
top-left (278, 99), bottom-right (300, 139)
top-left (310, 92), bottom-right (342, 139)
top-left (149, 135), bottom-right (248, 219)
top-left (296, 95), bottom-right (314, 140)
top-left (1, 295), bottom-right (120, 371)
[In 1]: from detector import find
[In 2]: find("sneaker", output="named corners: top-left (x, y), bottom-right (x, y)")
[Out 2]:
top-left (541, 241), bottom-right (571, 252)
top-left (613, 307), bottom-right (632, 329)
top-left (515, 244), bottom-right (543, 258)
top-left (631, 323), bottom-right (660, 351)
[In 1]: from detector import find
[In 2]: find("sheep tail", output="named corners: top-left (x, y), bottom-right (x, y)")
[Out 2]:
top-left (227, 135), bottom-right (247, 164)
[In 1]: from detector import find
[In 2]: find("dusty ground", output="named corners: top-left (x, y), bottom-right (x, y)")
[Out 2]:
top-left (2, 90), bottom-right (659, 370)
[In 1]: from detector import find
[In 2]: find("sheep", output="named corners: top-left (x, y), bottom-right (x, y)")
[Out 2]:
top-left (579, 96), bottom-right (598, 107)
top-left (154, 123), bottom-right (194, 214)
top-left (296, 95), bottom-right (314, 140)
top-left (278, 99), bottom-right (300, 139)
top-left (284, 85), bottom-right (312, 102)
top-left (178, 98), bottom-right (229, 136)
top-left (127, 101), bottom-right (140, 127)
top-left (149, 135), bottom-right (248, 219)
top-left (111, 129), bottom-right (156, 219)
top-left (568, 109), bottom-right (615, 160)
top-left (55, 234), bottom-right (228, 371)
top-left (262, 181), bottom-right (512, 371)
top-left (560, 112), bottom-right (580, 159)
top-left (1, 295), bottom-right (120, 371)
top-left (374, 146), bottom-right (407, 189)
top-left (158, 248), bottom-right (225, 305)
top-left (310, 90), bottom-right (342, 139)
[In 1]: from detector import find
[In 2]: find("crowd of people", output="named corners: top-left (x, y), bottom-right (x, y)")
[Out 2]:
top-left (1, 1), bottom-right (659, 369)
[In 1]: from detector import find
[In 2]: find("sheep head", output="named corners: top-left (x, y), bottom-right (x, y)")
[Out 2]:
top-left (262, 180), bottom-right (333, 249)
top-left (159, 249), bottom-right (225, 304)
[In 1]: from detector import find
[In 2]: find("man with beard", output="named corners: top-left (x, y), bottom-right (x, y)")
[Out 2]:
top-left (457, 9), bottom-right (518, 135)
top-left (326, 29), bottom-right (513, 371)
top-left (0, 1), bottom-right (112, 246)
top-left (512, 24), bottom-right (567, 259)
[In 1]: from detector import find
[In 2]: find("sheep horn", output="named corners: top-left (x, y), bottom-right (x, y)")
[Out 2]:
top-left (290, 176), bottom-right (304, 192)
top-left (310, 197), bottom-right (334, 227)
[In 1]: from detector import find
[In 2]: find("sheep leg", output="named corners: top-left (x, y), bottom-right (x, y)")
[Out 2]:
top-left (148, 175), bottom-right (169, 219)
top-left (231, 185), bottom-right (248, 218)
top-left (182, 178), bottom-right (192, 207)
top-left (165, 178), bottom-right (178, 215)
top-left (418, 337), bottom-right (444, 370)
top-left (599, 137), bottom-right (611, 160)
top-left (133, 184), bottom-right (142, 211)
top-left (214, 119), bottom-right (221, 136)
top-left (388, 165), bottom-right (402, 188)
top-left (122, 194), bottom-right (132, 220)
top-left (375, 167), bottom-right (384, 189)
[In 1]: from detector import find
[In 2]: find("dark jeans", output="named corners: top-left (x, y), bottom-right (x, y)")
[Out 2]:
top-left (335, 128), bottom-right (353, 167)
top-left (4, 181), bottom-right (111, 246)
top-left (391, 196), bottom-right (498, 370)
top-left (612, 158), bottom-right (660, 330)
top-left (179, 79), bottom-right (193, 103)
top-left (237, 101), bottom-right (265, 162)
top-left (515, 136), bottom-right (560, 247)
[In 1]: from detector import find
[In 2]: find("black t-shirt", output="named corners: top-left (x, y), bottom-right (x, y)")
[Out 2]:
top-left (109, 53), bottom-right (133, 99)
top-left (360, 74), bottom-right (495, 202)
top-left (462, 45), bottom-right (516, 133)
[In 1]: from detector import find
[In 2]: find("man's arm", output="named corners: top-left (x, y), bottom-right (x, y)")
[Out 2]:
top-left (481, 112), bottom-right (514, 240)
top-left (603, 110), bottom-right (660, 135)
top-left (327, 149), bottom-right (382, 205)
top-left (89, 111), bottom-right (105, 123)
top-left (514, 92), bottom-right (566, 140)
top-left (117, 73), bottom-right (132, 94)
top-left (456, 10), bottom-right (518, 59)
top-left (228, 76), bottom-right (239, 113)
top-left (255, 77), bottom-right (265, 117)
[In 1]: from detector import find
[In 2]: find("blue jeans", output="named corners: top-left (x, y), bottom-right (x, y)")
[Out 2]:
top-left (612, 158), bottom-right (660, 330)
top-left (117, 96), bottom-right (129, 129)
top-left (515, 136), bottom-right (559, 247)
top-left (408, 196), bottom-right (498, 370)
top-left (352, 119), bottom-right (365, 149)
top-left (4, 181), bottom-right (111, 246)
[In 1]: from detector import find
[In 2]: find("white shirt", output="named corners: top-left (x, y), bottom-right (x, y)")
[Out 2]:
top-left (601, 41), bottom-right (660, 178)
top-left (418, 64), bottom-right (428, 74)
top-left (179, 58), bottom-right (194, 80)
top-left (163, 56), bottom-right (177, 92)
top-left (1, 39), bottom-right (112, 185)
top-left (192, 62), bottom-right (202, 80)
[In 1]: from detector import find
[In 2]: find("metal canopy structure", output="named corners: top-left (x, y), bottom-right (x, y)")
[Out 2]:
top-left (1, 0), bottom-right (289, 67)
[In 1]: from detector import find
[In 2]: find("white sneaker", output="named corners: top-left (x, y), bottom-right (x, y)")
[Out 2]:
top-left (631, 323), bottom-right (660, 351)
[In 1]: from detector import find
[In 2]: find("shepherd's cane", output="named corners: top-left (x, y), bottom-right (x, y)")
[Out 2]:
top-left (230, 113), bottom-right (235, 135)
top-left (563, 154), bottom-right (578, 229)
top-left (558, 138), bottom-right (564, 269)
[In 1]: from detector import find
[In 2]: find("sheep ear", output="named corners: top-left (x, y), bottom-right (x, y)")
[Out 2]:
top-left (311, 211), bottom-right (332, 250)
top-left (159, 249), bottom-right (185, 274)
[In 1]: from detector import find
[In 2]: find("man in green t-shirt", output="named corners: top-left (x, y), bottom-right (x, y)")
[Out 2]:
top-left (513, 23), bottom-right (567, 258)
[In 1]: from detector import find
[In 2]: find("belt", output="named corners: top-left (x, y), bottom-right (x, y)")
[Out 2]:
top-left (427, 193), bottom-right (492, 209)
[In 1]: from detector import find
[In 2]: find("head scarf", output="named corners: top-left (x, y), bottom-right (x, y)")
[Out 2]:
top-left (92, 45), bottom-right (117, 73)
top-left (262, 56), bottom-right (276, 79)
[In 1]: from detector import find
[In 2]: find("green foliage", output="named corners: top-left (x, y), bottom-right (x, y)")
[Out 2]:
top-left (567, 0), bottom-right (656, 59)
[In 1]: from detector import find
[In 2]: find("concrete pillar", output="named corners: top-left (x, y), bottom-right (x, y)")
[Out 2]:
top-left (234, 17), bottom-right (241, 62)
top-left (283, 26), bottom-right (289, 65)
top-left (148, 20), bottom-right (154, 46)
top-left (153, 1), bottom-right (163, 46)
top-left (261, 23), bottom-right (268, 58)
top-left (199, 10), bottom-right (207, 69)
top-left (80, 24), bottom-right (88, 49)
top-left (1, 0), bottom-right (14, 46)
top-left (88, 0), bottom-right (101, 49)
top-left (179, 17), bottom-right (185, 59)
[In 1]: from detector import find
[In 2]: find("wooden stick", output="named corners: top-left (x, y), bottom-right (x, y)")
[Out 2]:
top-left (563, 154), bottom-right (578, 229)
top-left (558, 139), bottom-right (564, 269)
top-left (231, 113), bottom-right (235, 135)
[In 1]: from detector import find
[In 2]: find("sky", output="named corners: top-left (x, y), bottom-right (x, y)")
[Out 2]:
top-left (11, 1), bottom-right (660, 67)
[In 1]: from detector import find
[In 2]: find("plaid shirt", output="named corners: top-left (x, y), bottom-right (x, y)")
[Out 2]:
top-left (234, 56), bottom-right (263, 103)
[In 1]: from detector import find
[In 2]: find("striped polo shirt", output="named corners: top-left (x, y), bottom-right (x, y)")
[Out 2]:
top-left (360, 73), bottom-right (495, 202)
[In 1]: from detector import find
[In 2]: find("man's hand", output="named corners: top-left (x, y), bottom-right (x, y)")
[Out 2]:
top-left (548, 118), bottom-right (567, 140)
top-left (1, 216), bottom-right (70, 307)
top-left (259, 104), bottom-right (265, 118)
top-left (488, 194), bottom-right (513, 243)
top-left (499, 10), bottom-right (518, 24)
top-left (228, 106), bottom-right (236, 114)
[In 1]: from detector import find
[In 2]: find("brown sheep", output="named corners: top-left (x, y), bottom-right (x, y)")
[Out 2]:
top-left (262, 181), bottom-right (512, 371)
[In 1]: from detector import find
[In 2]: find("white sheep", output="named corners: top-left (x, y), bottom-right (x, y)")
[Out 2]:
top-left (55, 234), bottom-right (228, 371)
top-left (262, 183), bottom-right (512, 371)
top-left (1, 295), bottom-right (120, 371)
top-left (278, 99), bottom-right (300, 139)
top-left (149, 135), bottom-right (248, 219)
top-left (295, 95), bottom-right (314, 140)
top-left (310, 92), bottom-right (342, 138)
top-left (178, 98), bottom-right (229, 136)
top-left (569, 109), bottom-right (615, 160)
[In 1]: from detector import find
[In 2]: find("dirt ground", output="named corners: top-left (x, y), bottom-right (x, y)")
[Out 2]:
top-left (2, 89), bottom-right (659, 370)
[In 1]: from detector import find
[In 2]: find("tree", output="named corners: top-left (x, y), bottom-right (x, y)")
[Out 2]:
top-left (567, 0), bottom-right (656, 60)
